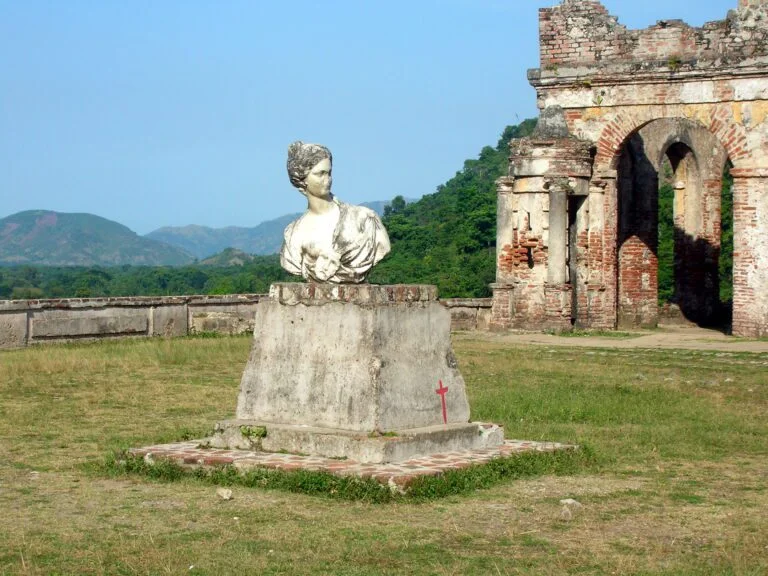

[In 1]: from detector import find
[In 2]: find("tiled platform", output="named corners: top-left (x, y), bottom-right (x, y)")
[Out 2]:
top-left (129, 439), bottom-right (575, 491)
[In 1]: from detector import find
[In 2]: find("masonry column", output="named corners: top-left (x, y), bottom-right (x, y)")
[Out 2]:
top-left (583, 172), bottom-right (616, 329)
top-left (490, 109), bottom-right (593, 331)
top-left (490, 136), bottom-right (553, 330)
top-left (547, 184), bottom-right (568, 285)
top-left (731, 172), bottom-right (768, 337)
top-left (490, 175), bottom-right (517, 330)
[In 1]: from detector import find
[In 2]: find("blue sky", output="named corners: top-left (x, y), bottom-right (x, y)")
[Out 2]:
top-left (1, 0), bottom-right (737, 234)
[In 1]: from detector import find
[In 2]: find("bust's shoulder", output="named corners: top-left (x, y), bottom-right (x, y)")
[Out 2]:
top-left (337, 201), bottom-right (378, 221)
top-left (283, 216), bottom-right (298, 237)
top-left (285, 208), bottom-right (315, 230)
top-left (355, 205), bottom-right (378, 218)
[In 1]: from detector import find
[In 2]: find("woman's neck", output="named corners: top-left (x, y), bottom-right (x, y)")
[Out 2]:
top-left (306, 194), bottom-right (336, 215)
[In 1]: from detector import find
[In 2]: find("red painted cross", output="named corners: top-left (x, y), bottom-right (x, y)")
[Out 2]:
top-left (435, 379), bottom-right (449, 424)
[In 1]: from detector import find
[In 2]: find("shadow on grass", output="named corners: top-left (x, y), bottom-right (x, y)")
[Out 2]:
top-left (544, 329), bottom-right (641, 339)
top-left (93, 445), bottom-right (597, 504)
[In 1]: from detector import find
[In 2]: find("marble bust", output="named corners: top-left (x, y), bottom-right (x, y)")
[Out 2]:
top-left (280, 142), bottom-right (391, 283)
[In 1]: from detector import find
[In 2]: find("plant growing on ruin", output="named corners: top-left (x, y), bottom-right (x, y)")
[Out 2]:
top-left (667, 55), bottom-right (682, 71)
top-left (240, 425), bottom-right (267, 440)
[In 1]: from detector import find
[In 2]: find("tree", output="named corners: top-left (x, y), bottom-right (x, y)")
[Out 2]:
top-left (719, 165), bottom-right (734, 304)
top-left (370, 119), bottom-right (537, 297)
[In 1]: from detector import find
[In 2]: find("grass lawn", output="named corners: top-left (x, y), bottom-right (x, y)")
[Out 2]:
top-left (1, 335), bottom-right (766, 575)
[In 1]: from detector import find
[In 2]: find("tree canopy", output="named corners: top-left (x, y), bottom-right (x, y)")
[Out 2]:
top-left (368, 120), bottom-right (537, 297)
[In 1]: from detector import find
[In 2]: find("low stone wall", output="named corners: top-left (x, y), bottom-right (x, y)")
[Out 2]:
top-left (0, 294), bottom-right (263, 349)
top-left (441, 298), bottom-right (492, 331)
top-left (0, 293), bottom-right (493, 349)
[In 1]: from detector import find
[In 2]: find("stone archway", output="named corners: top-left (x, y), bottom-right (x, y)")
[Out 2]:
top-left (615, 118), bottom-right (728, 328)
top-left (492, 0), bottom-right (768, 337)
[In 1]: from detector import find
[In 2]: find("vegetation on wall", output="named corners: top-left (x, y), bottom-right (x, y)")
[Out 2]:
top-left (719, 166), bottom-right (734, 305)
top-left (657, 179), bottom-right (675, 305)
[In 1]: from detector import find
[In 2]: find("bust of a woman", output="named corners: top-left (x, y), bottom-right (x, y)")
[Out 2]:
top-left (280, 141), bottom-right (391, 283)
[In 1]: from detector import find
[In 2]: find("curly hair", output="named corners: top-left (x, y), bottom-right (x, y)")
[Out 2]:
top-left (286, 141), bottom-right (332, 192)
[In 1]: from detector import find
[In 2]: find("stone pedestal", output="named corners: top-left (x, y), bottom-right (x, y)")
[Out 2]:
top-left (209, 283), bottom-right (503, 463)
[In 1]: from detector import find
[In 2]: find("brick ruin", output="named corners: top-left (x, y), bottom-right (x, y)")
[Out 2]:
top-left (491, 0), bottom-right (768, 337)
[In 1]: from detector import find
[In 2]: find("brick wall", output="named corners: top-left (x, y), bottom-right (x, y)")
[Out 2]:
top-left (539, 0), bottom-right (768, 72)
top-left (494, 0), bottom-right (768, 336)
top-left (732, 176), bottom-right (768, 336)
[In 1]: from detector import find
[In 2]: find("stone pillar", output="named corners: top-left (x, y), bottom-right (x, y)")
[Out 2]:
top-left (489, 175), bottom-right (516, 330)
top-left (210, 282), bottom-right (504, 464)
top-left (731, 174), bottom-right (768, 337)
top-left (616, 137), bottom-right (661, 328)
top-left (674, 174), bottom-right (722, 326)
top-left (548, 186), bottom-right (568, 285)
top-left (583, 173), bottom-right (615, 329)
top-left (490, 130), bottom-right (593, 331)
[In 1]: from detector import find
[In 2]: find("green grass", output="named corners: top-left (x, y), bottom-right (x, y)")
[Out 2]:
top-left (544, 328), bottom-right (640, 339)
top-left (405, 447), bottom-right (594, 500)
top-left (1, 335), bottom-right (767, 574)
top-left (99, 447), bottom-right (593, 503)
top-left (462, 344), bottom-right (768, 464)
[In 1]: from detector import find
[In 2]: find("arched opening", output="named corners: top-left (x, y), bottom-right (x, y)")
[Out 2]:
top-left (616, 118), bottom-right (730, 329)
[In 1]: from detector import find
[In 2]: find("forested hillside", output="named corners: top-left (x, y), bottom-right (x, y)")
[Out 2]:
top-left (0, 257), bottom-right (293, 300)
top-left (368, 119), bottom-right (537, 297)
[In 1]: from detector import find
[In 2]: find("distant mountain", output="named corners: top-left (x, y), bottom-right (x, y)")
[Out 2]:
top-left (146, 215), bottom-right (296, 259)
top-left (0, 210), bottom-right (194, 266)
top-left (199, 247), bottom-right (255, 267)
top-left (146, 200), bottom-right (396, 259)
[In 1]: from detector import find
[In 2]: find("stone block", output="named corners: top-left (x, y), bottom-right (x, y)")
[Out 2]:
top-left (189, 303), bottom-right (258, 335)
top-left (476, 308), bottom-right (491, 331)
top-left (448, 307), bottom-right (478, 331)
top-left (151, 305), bottom-right (188, 337)
top-left (0, 312), bottom-right (28, 348)
top-left (29, 308), bottom-right (148, 340)
top-left (236, 283), bottom-right (471, 432)
top-left (209, 420), bottom-right (504, 464)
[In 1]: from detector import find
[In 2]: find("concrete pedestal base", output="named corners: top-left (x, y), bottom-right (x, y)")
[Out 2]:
top-left (210, 283), bottom-right (503, 463)
top-left (208, 420), bottom-right (504, 464)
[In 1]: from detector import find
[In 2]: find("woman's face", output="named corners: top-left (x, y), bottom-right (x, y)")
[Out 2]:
top-left (304, 158), bottom-right (332, 199)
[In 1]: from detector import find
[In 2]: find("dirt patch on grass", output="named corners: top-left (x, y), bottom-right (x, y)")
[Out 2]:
top-left (462, 325), bottom-right (768, 353)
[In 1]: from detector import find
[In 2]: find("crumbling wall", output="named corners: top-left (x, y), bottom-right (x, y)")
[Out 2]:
top-left (494, 0), bottom-right (768, 337)
top-left (539, 0), bottom-right (768, 72)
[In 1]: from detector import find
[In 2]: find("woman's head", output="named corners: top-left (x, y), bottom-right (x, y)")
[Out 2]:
top-left (287, 141), bottom-right (333, 195)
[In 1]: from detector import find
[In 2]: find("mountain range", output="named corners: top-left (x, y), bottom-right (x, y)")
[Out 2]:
top-left (145, 200), bottom-right (390, 259)
top-left (0, 200), bottom-right (393, 266)
top-left (0, 210), bottom-right (194, 266)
